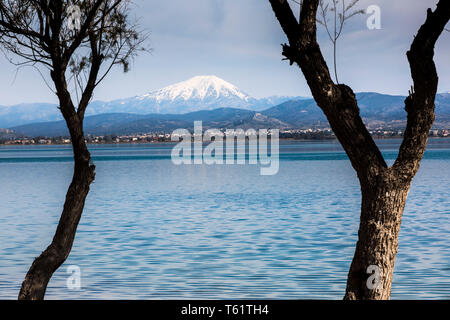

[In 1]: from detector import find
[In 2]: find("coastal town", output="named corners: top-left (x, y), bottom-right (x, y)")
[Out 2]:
top-left (1, 128), bottom-right (449, 145)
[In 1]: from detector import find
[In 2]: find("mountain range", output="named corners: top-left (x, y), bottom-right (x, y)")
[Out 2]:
top-left (1, 76), bottom-right (449, 137)
top-left (0, 76), bottom-right (303, 128)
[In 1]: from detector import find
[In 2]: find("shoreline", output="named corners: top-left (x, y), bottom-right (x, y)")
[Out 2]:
top-left (1, 136), bottom-right (450, 147)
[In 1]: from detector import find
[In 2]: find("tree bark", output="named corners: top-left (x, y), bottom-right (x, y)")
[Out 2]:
top-left (18, 100), bottom-right (95, 300)
top-left (344, 170), bottom-right (410, 300)
top-left (269, 0), bottom-right (450, 300)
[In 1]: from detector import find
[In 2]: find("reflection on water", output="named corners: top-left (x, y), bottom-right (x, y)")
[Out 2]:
top-left (0, 139), bottom-right (449, 299)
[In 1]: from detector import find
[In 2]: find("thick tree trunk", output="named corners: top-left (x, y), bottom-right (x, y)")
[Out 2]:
top-left (344, 171), bottom-right (410, 300)
top-left (269, 0), bottom-right (449, 300)
top-left (18, 122), bottom-right (95, 300)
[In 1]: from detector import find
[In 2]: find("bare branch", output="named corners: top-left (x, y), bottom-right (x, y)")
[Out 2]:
top-left (317, 0), bottom-right (363, 83)
top-left (290, 0), bottom-right (363, 83)
top-left (393, 1), bottom-right (450, 181)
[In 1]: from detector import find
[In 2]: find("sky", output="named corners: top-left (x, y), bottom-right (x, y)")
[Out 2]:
top-left (0, 0), bottom-right (449, 105)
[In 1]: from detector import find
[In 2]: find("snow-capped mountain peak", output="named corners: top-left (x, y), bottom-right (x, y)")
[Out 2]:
top-left (139, 75), bottom-right (251, 102)
top-left (76, 75), bottom-right (297, 115)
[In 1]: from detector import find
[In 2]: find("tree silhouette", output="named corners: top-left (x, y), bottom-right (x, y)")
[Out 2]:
top-left (0, 0), bottom-right (148, 300)
top-left (269, 0), bottom-right (449, 299)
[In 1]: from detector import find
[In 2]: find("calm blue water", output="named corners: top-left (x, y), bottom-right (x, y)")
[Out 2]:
top-left (0, 139), bottom-right (449, 299)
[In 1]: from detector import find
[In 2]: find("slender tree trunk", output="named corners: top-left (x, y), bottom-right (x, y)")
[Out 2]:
top-left (18, 113), bottom-right (95, 300)
top-left (333, 1), bottom-right (338, 84)
top-left (333, 42), bottom-right (338, 84)
top-left (344, 171), bottom-right (410, 299)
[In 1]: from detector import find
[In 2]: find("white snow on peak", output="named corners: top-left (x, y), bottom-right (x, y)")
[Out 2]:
top-left (137, 75), bottom-right (251, 102)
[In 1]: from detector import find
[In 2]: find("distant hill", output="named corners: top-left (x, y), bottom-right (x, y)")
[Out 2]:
top-left (262, 99), bottom-right (327, 127)
top-left (262, 92), bottom-right (408, 127)
top-left (11, 109), bottom-right (289, 137)
top-left (0, 103), bottom-right (63, 128)
top-left (263, 92), bottom-right (450, 129)
top-left (8, 92), bottom-right (450, 137)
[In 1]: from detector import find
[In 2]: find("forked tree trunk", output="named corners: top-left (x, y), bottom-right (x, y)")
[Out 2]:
top-left (344, 171), bottom-right (411, 299)
top-left (269, 0), bottom-right (449, 300)
top-left (18, 116), bottom-right (95, 300)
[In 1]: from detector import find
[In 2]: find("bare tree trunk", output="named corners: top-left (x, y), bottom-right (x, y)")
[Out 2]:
top-left (344, 172), bottom-right (410, 299)
top-left (269, 0), bottom-right (449, 300)
top-left (333, 1), bottom-right (338, 84)
top-left (18, 111), bottom-right (95, 300)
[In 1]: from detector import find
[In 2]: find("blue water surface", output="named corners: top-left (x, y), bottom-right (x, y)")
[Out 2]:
top-left (0, 138), bottom-right (449, 299)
